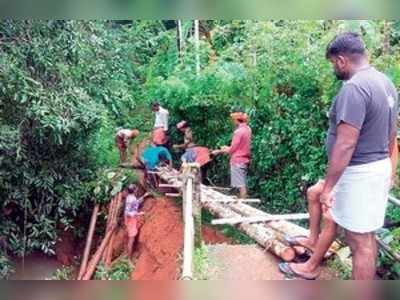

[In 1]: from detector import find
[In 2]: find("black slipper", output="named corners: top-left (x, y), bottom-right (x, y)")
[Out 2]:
top-left (278, 262), bottom-right (318, 280)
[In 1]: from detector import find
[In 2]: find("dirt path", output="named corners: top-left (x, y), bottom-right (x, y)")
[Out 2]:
top-left (207, 244), bottom-right (337, 280)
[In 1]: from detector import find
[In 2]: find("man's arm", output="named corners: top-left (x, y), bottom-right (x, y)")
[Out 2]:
top-left (222, 130), bottom-right (241, 154)
top-left (321, 122), bottom-right (360, 207)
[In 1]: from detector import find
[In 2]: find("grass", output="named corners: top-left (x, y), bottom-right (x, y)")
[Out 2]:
top-left (48, 266), bottom-right (75, 280)
top-left (94, 256), bottom-right (134, 280)
top-left (193, 243), bottom-right (212, 280)
top-left (326, 257), bottom-right (351, 280)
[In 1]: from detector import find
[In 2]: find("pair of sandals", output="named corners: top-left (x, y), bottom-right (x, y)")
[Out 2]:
top-left (278, 235), bottom-right (319, 280)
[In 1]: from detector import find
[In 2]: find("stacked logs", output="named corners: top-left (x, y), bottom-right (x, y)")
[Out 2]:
top-left (77, 192), bottom-right (124, 280)
top-left (157, 167), bottom-right (342, 262)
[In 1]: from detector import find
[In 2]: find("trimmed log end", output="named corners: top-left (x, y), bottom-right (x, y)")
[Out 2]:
top-left (280, 247), bottom-right (296, 262)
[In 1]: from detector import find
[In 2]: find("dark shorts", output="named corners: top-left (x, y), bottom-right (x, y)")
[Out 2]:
top-left (116, 134), bottom-right (127, 151)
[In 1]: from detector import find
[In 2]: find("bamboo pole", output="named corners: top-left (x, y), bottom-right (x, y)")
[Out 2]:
top-left (202, 198), bottom-right (261, 203)
top-left (389, 195), bottom-right (400, 207)
top-left (82, 226), bottom-right (116, 280)
top-left (194, 20), bottom-right (200, 76)
top-left (211, 213), bottom-right (310, 225)
top-left (77, 204), bottom-right (99, 280)
top-left (181, 177), bottom-right (194, 280)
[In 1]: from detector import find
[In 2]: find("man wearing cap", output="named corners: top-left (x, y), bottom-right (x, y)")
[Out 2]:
top-left (115, 128), bottom-right (140, 163)
top-left (213, 112), bottom-right (252, 198)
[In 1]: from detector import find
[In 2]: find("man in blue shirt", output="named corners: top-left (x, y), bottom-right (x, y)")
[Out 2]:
top-left (142, 144), bottom-right (172, 170)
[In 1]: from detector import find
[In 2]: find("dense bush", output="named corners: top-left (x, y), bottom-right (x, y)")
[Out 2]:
top-left (0, 20), bottom-right (164, 257)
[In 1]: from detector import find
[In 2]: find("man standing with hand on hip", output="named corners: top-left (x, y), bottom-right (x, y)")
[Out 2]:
top-left (280, 32), bottom-right (398, 280)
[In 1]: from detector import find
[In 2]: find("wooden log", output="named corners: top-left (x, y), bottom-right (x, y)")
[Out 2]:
top-left (228, 202), bottom-right (341, 256)
top-left (77, 204), bottom-right (99, 280)
top-left (82, 226), bottom-right (116, 280)
top-left (104, 193), bottom-right (124, 268)
top-left (102, 196), bottom-right (118, 262)
top-left (104, 231), bottom-right (116, 269)
top-left (293, 246), bottom-right (307, 256)
top-left (202, 200), bottom-right (295, 261)
top-left (212, 213), bottom-right (310, 225)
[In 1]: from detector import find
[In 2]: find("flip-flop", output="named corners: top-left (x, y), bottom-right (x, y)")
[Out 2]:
top-left (278, 262), bottom-right (318, 280)
top-left (284, 234), bottom-right (314, 252)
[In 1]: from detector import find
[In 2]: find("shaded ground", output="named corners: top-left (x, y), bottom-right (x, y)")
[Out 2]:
top-left (11, 252), bottom-right (64, 280)
top-left (207, 244), bottom-right (337, 280)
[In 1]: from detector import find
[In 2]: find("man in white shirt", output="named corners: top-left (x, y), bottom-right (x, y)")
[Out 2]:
top-left (152, 101), bottom-right (169, 131)
top-left (152, 101), bottom-right (169, 146)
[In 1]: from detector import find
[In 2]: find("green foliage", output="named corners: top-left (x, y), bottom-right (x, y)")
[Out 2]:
top-left (92, 168), bottom-right (139, 204)
top-left (327, 257), bottom-right (351, 280)
top-left (48, 265), bottom-right (75, 280)
top-left (94, 256), bottom-right (133, 280)
top-left (0, 253), bottom-right (15, 280)
top-left (0, 20), bottom-right (164, 257)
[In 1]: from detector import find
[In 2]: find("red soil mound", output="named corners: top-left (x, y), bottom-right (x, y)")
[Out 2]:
top-left (131, 197), bottom-right (183, 280)
top-left (131, 197), bottom-right (233, 280)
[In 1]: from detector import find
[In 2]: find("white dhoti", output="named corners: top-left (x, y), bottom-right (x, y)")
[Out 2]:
top-left (332, 158), bottom-right (391, 233)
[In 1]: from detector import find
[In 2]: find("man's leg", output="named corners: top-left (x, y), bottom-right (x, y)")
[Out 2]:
top-left (121, 149), bottom-right (127, 164)
top-left (127, 236), bottom-right (135, 258)
top-left (345, 230), bottom-right (377, 280)
top-left (239, 186), bottom-right (247, 199)
top-left (295, 180), bottom-right (324, 249)
top-left (289, 214), bottom-right (337, 277)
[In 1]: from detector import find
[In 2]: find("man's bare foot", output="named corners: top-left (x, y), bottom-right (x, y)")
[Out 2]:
top-left (295, 236), bottom-right (318, 251)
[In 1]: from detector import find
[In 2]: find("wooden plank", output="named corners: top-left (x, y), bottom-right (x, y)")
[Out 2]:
top-left (159, 183), bottom-right (180, 188)
top-left (165, 193), bottom-right (181, 198)
top-left (212, 213), bottom-right (310, 225)
top-left (202, 199), bottom-right (261, 204)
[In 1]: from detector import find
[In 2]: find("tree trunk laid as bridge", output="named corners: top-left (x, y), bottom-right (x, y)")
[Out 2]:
top-left (228, 202), bottom-right (342, 256)
top-left (202, 200), bottom-right (295, 262)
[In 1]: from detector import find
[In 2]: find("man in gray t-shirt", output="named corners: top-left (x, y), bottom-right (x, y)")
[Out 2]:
top-left (326, 66), bottom-right (398, 165)
top-left (280, 32), bottom-right (398, 280)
